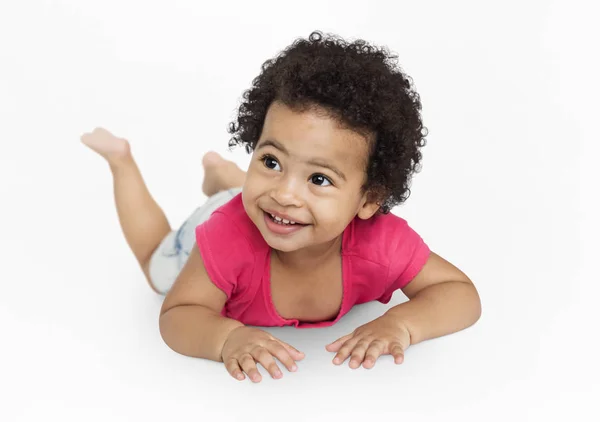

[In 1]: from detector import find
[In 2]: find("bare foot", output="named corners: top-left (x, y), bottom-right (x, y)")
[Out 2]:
top-left (81, 127), bottom-right (131, 165)
top-left (202, 151), bottom-right (246, 196)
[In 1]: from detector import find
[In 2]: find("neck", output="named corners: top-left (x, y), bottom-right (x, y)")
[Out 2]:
top-left (273, 235), bottom-right (342, 272)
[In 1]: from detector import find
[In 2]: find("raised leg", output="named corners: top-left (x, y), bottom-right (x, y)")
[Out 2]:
top-left (81, 128), bottom-right (170, 294)
top-left (201, 151), bottom-right (247, 196)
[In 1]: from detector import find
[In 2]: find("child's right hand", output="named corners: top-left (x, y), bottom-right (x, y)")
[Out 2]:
top-left (220, 326), bottom-right (305, 383)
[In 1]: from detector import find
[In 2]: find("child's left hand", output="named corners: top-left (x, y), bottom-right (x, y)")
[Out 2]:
top-left (325, 314), bottom-right (411, 369)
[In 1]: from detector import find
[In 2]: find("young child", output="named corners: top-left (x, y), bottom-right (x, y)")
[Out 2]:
top-left (82, 31), bottom-right (481, 383)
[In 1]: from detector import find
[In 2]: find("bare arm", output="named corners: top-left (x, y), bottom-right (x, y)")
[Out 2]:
top-left (325, 251), bottom-right (481, 368)
top-left (159, 244), bottom-right (244, 362)
top-left (386, 251), bottom-right (482, 345)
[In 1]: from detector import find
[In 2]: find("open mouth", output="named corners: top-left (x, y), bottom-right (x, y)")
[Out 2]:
top-left (265, 212), bottom-right (306, 226)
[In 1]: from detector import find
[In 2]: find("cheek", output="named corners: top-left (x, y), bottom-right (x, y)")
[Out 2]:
top-left (315, 191), bottom-right (364, 222)
top-left (242, 170), bottom-right (263, 195)
top-left (312, 200), bottom-right (352, 225)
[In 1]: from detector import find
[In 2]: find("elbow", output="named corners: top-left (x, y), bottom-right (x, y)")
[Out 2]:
top-left (453, 278), bottom-right (482, 328)
top-left (469, 282), bottom-right (483, 326)
top-left (159, 307), bottom-right (193, 357)
top-left (158, 308), bottom-right (178, 353)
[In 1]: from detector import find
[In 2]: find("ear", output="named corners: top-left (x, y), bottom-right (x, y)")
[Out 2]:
top-left (356, 193), bottom-right (381, 220)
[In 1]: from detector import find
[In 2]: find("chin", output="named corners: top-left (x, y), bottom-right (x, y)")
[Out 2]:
top-left (261, 231), bottom-right (305, 252)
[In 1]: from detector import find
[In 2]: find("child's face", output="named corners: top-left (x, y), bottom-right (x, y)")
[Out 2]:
top-left (242, 101), bottom-right (379, 252)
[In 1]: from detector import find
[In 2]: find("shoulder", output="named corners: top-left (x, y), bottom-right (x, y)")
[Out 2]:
top-left (196, 193), bottom-right (265, 252)
top-left (194, 193), bottom-right (265, 298)
top-left (344, 212), bottom-right (414, 262)
top-left (345, 211), bottom-right (430, 302)
top-left (345, 211), bottom-right (430, 282)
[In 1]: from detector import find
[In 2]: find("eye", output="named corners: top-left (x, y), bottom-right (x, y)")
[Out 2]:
top-left (310, 174), bottom-right (332, 186)
top-left (261, 155), bottom-right (281, 171)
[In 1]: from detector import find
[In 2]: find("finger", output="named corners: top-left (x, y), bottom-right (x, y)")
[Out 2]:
top-left (267, 341), bottom-right (300, 372)
top-left (332, 337), bottom-right (359, 365)
top-left (389, 342), bottom-right (405, 364)
top-left (326, 333), bottom-right (352, 351)
top-left (362, 340), bottom-right (385, 369)
top-left (348, 340), bottom-right (371, 369)
top-left (238, 353), bottom-right (262, 383)
top-left (251, 347), bottom-right (283, 380)
top-left (279, 340), bottom-right (305, 360)
top-left (224, 358), bottom-right (246, 381)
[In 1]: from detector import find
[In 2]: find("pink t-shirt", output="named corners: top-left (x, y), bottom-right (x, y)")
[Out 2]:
top-left (195, 194), bottom-right (430, 329)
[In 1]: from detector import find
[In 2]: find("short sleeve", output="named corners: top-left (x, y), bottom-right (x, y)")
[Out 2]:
top-left (377, 218), bottom-right (431, 304)
top-left (195, 211), bottom-right (254, 299)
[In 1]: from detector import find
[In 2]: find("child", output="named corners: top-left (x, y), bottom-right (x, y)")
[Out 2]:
top-left (82, 31), bottom-right (481, 383)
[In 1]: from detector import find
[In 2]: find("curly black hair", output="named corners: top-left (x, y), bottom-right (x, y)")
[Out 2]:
top-left (227, 30), bottom-right (428, 214)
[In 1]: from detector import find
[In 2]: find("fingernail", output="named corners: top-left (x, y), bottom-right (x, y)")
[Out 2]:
top-left (237, 374), bottom-right (244, 380)
top-left (291, 365), bottom-right (297, 372)
top-left (275, 370), bottom-right (282, 378)
top-left (333, 358), bottom-right (340, 364)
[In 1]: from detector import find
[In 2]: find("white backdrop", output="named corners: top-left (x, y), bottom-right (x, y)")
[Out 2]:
top-left (1, 0), bottom-right (598, 421)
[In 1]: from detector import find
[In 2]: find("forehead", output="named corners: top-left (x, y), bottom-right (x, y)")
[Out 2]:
top-left (259, 101), bottom-right (371, 170)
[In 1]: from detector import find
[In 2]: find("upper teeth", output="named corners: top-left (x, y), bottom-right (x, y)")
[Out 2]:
top-left (270, 213), bottom-right (296, 225)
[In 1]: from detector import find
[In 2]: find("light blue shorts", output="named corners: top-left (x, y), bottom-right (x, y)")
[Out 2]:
top-left (148, 188), bottom-right (242, 294)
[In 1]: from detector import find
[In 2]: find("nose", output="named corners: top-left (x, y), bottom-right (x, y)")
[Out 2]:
top-left (269, 176), bottom-right (303, 208)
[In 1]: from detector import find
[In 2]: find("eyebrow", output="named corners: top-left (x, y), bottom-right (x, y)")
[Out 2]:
top-left (256, 139), bottom-right (347, 181)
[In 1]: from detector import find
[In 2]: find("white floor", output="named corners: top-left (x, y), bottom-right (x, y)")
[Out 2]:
top-left (1, 1), bottom-right (598, 421)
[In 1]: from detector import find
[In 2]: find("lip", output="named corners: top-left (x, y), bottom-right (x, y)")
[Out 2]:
top-left (263, 211), bottom-right (307, 235)
top-left (263, 208), bottom-right (308, 225)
